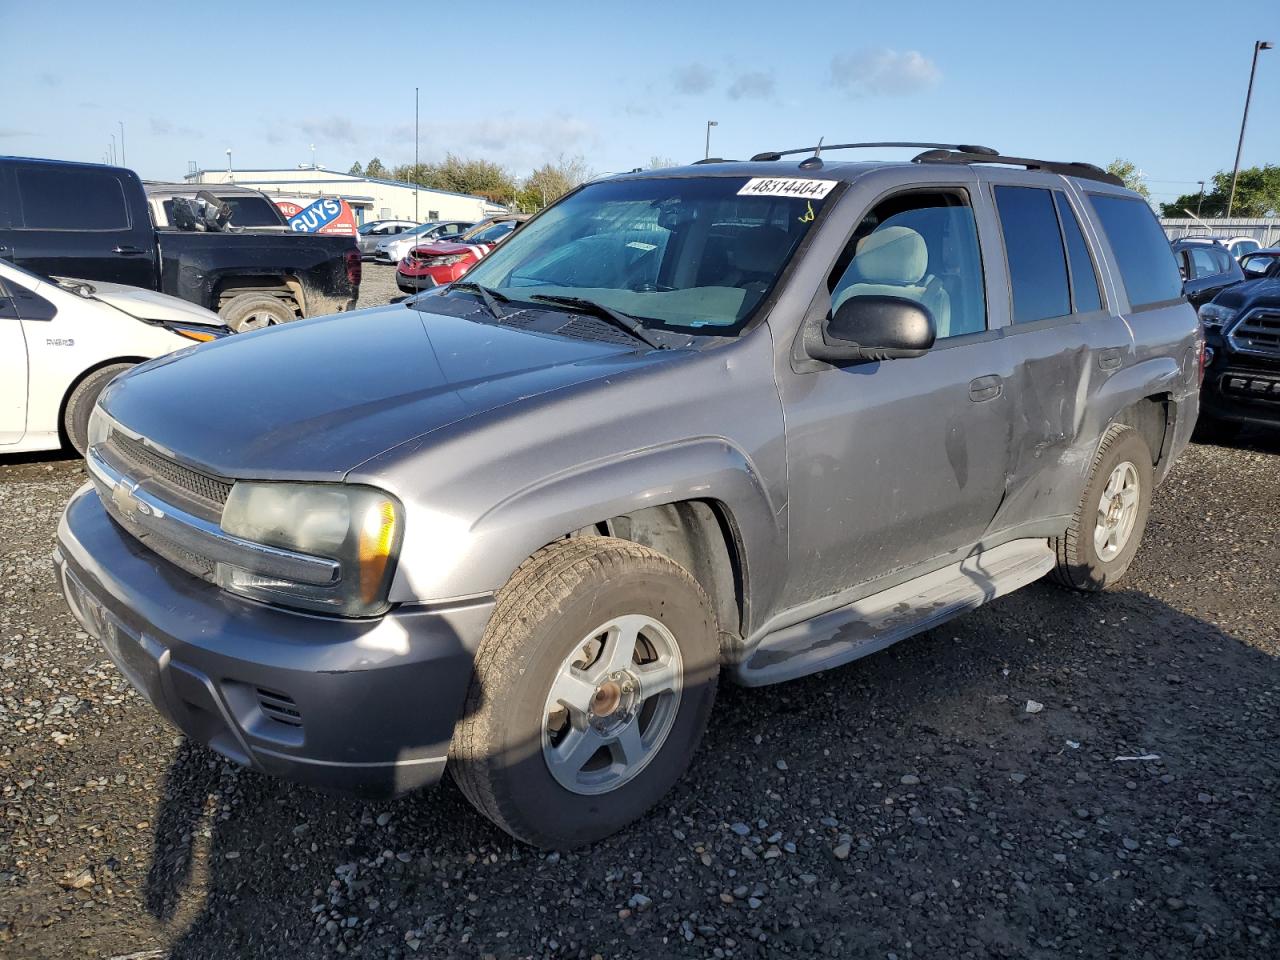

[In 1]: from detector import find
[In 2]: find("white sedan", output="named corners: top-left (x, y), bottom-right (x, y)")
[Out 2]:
top-left (0, 259), bottom-right (229, 456)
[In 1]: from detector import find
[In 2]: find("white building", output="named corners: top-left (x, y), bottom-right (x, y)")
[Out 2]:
top-left (184, 167), bottom-right (506, 225)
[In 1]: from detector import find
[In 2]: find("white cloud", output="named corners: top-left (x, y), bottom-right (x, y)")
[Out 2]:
top-left (671, 63), bottom-right (715, 95)
top-left (727, 71), bottom-right (775, 101)
top-left (0, 128), bottom-right (32, 139)
top-left (299, 115), bottom-right (362, 145)
top-left (830, 49), bottom-right (941, 96)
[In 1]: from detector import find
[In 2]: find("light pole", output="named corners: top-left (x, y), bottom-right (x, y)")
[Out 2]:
top-left (310, 143), bottom-right (317, 169)
top-left (1196, 181), bottom-right (1206, 218)
top-left (109, 134), bottom-right (116, 165)
top-left (704, 120), bottom-right (718, 160)
top-left (1227, 40), bottom-right (1273, 218)
top-left (226, 148), bottom-right (233, 181)
top-left (414, 86), bottom-right (420, 222)
top-left (119, 121), bottom-right (126, 167)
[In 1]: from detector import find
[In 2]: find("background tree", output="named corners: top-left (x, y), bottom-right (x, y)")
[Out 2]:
top-left (392, 154), bottom-right (517, 204)
top-left (1159, 165), bottom-right (1280, 219)
top-left (1106, 158), bottom-right (1150, 200)
top-left (516, 154), bottom-right (591, 211)
top-left (364, 157), bottom-right (389, 179)
top-left (347, 161), bottom-right (364, 176)
top-left (647, 155), bottom-right (677, 169)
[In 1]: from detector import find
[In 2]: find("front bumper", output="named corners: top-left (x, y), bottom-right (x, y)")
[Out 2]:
top-left (396, 270), bottom-right (439, 293)
top-left (1200, 354), bottom-right (1280, 427)
top-left (55, 484), bottom-right (493, 798)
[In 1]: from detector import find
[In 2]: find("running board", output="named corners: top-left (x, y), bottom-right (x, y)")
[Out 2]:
top-left (734, 539), bottom-right (1056, 687)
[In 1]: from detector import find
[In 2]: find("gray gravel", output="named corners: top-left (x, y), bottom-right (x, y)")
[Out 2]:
top-left (1, 422), bottom-right (1277, 957)
top-left (355, 264), bottom-right (402, 312)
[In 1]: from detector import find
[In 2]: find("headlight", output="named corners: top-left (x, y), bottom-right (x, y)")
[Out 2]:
top-left (216, 482), bottom-right (403, 617)
top-left (432, 254), bottom-right (467, 266)
top-left (1198, 303), bottom-right (1236, 329)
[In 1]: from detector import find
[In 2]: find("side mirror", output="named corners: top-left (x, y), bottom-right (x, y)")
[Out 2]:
top-left (807, 295), bottom-right (936, 363)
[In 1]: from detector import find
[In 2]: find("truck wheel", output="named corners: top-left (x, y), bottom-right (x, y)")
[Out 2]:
top-left (1051, 424), bottom-right (1153, 591)
top-left (451, 536), bottom-right (719, 848)
top-left (219, 293), bottom-right (294, 333)
top-left (64, 363), bottom-right (134, 455)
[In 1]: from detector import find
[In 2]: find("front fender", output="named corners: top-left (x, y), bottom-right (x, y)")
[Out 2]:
top-left (387, 436), bottom-right (783, 621)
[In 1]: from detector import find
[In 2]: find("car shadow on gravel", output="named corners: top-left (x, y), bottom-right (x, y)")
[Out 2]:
top-left (142, 585), bottom-right (1278, 960)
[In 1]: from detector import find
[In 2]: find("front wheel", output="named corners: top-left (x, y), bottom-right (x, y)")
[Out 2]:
top-left (63, 363), bottom-right (134, 455)
top-left (450, 537), bottom-right (719, 848)
top-left (1051, 424), bottom-right (1153, 591)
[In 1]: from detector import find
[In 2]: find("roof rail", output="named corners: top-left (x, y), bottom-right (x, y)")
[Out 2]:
top-left (912, 149), bottom-right (1124, 187)
top-left (749, 142), bottom-right (999, 162)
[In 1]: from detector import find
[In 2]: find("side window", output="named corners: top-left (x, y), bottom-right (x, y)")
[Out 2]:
top-left (1234, 239), bottom-right (1259, 256)
top-left (1211, 248), bottom-right (1234, 275)
top-left (15, 166), bottom-right (131, 231)
top-left (1053, 193), bottom-right (1102, 313)
top-left (828, 190), bottom-right (987, 340)
top-left (993, 185), bottom-right (1070, 323)
top-left (1089, 194), bottom-right (1183, 308)
top-left (428, 209), bottom-right (440, 221)
top-left (1188, 246), bottom-right (1219, 280)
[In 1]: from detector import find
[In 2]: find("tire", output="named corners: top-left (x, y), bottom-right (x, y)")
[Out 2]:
top-left (218, 293), bottom-right (294, 333)
top-left (1051, 424), bottom-right (1154, 591)
top-left (451, 536), bottom-right (720, 848)
top-left (63, 363), bottom-right (134, 455)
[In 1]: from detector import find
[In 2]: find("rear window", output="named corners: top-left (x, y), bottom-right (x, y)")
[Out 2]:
top-left (994, 185), bottom-right (1070, 323)
top-left (16, 166), bottom-right (131, 231)
top-left (1089, 195), bottom-right (1183, 308)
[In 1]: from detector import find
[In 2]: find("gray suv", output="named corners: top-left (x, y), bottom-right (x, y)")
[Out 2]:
top-left (55, 143), bottom-right (1201, 848)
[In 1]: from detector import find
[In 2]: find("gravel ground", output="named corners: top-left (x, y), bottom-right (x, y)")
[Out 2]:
top-left (1, 413), bottom-right (1277, 957)
top-left (355, 264), bottom-right (402, 312)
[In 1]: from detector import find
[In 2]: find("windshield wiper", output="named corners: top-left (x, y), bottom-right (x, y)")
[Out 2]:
top-left (530, 294), bottom-right (667, 350)
top-left (450, 281), bottom-right (510, 319)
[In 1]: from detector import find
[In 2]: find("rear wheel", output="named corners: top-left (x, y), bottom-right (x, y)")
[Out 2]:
top-left (63, 363), bottom-right (134, 455)
top-left (450, 537), bottom-right (719, 848)
top-left (218, 293), bottom-right (294, 333)
top-left (1051, 424), bottom-right (1153, 591)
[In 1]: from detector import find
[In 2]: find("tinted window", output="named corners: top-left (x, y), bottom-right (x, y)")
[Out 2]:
top-left (829, 190), bottom-right (987, 339)
top-left (994, 186), bottom-right (1070, 323)
top-left (1090, 195), bottom-right (1183, 307)
top-left (221, 196), bottom-right (283, 227)
top-left (1234, 239), bottom-right (1260, 256)
top-left (1053, 193), bottom-right (1102, 313)
top-left (16, 166), bottom-right (131, 230)
top-left (1188, 246), bottom-right (1221, 280)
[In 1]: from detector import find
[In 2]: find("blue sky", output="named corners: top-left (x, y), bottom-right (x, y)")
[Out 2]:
top-left (2, 0), bottom-right (1276, 209)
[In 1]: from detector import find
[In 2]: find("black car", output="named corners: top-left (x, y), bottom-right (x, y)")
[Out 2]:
top-left (0, 157), bottom-right (360, 332)
top-left (1171, 238), bottom-right (1245, 309)
top-left (1197, 273), bottom-right (1280, 437)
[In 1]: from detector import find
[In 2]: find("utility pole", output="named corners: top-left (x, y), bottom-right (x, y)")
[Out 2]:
top-left (310, 143), bottom-right (317, 169)
top-left (226, 148), bottom-right (233, 182)
top-left (1228, 40), bottom-right (1273, 218)
top-left (109, 134), bottom-right (116, 165)
top-left (119, 121), bottom-right (126, 167)
top-left (414, 86), bottom-right (420, 222)
top-left (704, 120), bottom-right (718, 160)
top-left (1196, 181), bottom-right (1206, 218)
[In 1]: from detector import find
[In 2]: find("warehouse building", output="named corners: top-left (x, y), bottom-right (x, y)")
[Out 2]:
top-left (184, 167), bottom-right (506, 225)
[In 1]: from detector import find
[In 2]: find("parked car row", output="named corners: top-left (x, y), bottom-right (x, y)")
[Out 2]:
top-left (395, 215), bottom-right (529, 292)
top-left (372, 220), bottom-right (476, 264)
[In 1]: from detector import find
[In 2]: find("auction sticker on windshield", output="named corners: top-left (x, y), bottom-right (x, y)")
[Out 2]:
top-left (738, 178), bottom-right (838, 199)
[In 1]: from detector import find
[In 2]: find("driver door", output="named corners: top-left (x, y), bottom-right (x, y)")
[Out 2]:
top-left (0, 278), bottom-right (29, 445)
top-left (775, 179), bottom-right (1013, 607)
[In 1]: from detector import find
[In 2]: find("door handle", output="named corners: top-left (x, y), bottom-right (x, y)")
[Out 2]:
top-left (113, 245), bottom-right (145, 256)
top-left (968, 374), bottom-right (1003, 402)
top-left (1098, 349), bottom-right (1123, 371)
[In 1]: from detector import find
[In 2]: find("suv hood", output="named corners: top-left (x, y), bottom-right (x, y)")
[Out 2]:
top-left (98, 301), bottom-right (651, 480)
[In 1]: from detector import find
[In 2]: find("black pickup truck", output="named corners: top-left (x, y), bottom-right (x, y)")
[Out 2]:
top-left (1197, 269), bottom-right (1280, 438)
top-left (0, 157), bottom-right (359, 332)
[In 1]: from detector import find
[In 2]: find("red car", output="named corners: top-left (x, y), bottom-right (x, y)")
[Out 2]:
top-left (396, 216), bottom-right (528, 293)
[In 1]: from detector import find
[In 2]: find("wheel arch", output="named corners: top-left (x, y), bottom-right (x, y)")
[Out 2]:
top-left (57, 356), bottom-right (147, 446)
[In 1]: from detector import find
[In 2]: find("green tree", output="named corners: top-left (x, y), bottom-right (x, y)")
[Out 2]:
top-left (1106, 158), bottom-right (1150, 200)
top-left (515, 154), bottom-right (592, 211)
top-left (348, 161), bottom-right (364, 176)
top-left (364, 157), bottom-right (388, 179)
top-left (647, 155), bottom-right (677, 169)
top-left (393, 154), bottom-right (517, 203)
top-left (1160, 165), bottom-right (1280, 219)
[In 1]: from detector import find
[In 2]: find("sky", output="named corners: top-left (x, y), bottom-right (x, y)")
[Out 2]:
top-left (1, 0), bottom-right (1276, 210)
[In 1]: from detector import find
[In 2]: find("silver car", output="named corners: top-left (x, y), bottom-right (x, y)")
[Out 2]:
top-left (374, 220), bottom-right (475, 264)
top-left (356, 219), bottom-right (420, 258)
top-left (56, 143), bottom-right (1200, 849)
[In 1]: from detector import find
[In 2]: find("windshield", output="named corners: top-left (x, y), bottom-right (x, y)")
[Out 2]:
top-left (463, 176), bottom-right (836, 332)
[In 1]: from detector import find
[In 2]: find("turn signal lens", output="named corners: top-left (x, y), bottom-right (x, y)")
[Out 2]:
top-left (358, 498), bottom-right (399, 604)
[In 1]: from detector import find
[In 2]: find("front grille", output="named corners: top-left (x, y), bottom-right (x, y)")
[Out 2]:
top-left (106, 431), bottom-right (232, 509)
top-left (1230, 309), bottom-right (1280, 358)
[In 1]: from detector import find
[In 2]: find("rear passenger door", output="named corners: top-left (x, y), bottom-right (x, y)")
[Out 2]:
top-left (7, 162), bottom-right (156, 288)
top-left (980, 172), bottom-right (1134, 533)
top-left (1183, 246), bottom-right (1239, 308)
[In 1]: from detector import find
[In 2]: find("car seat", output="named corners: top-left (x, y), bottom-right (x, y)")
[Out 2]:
top-left (831, 225), bottom-right (951, 337)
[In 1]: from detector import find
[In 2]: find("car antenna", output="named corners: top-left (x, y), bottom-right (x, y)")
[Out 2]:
top-left (799, 137), bottom-right (824, 170)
